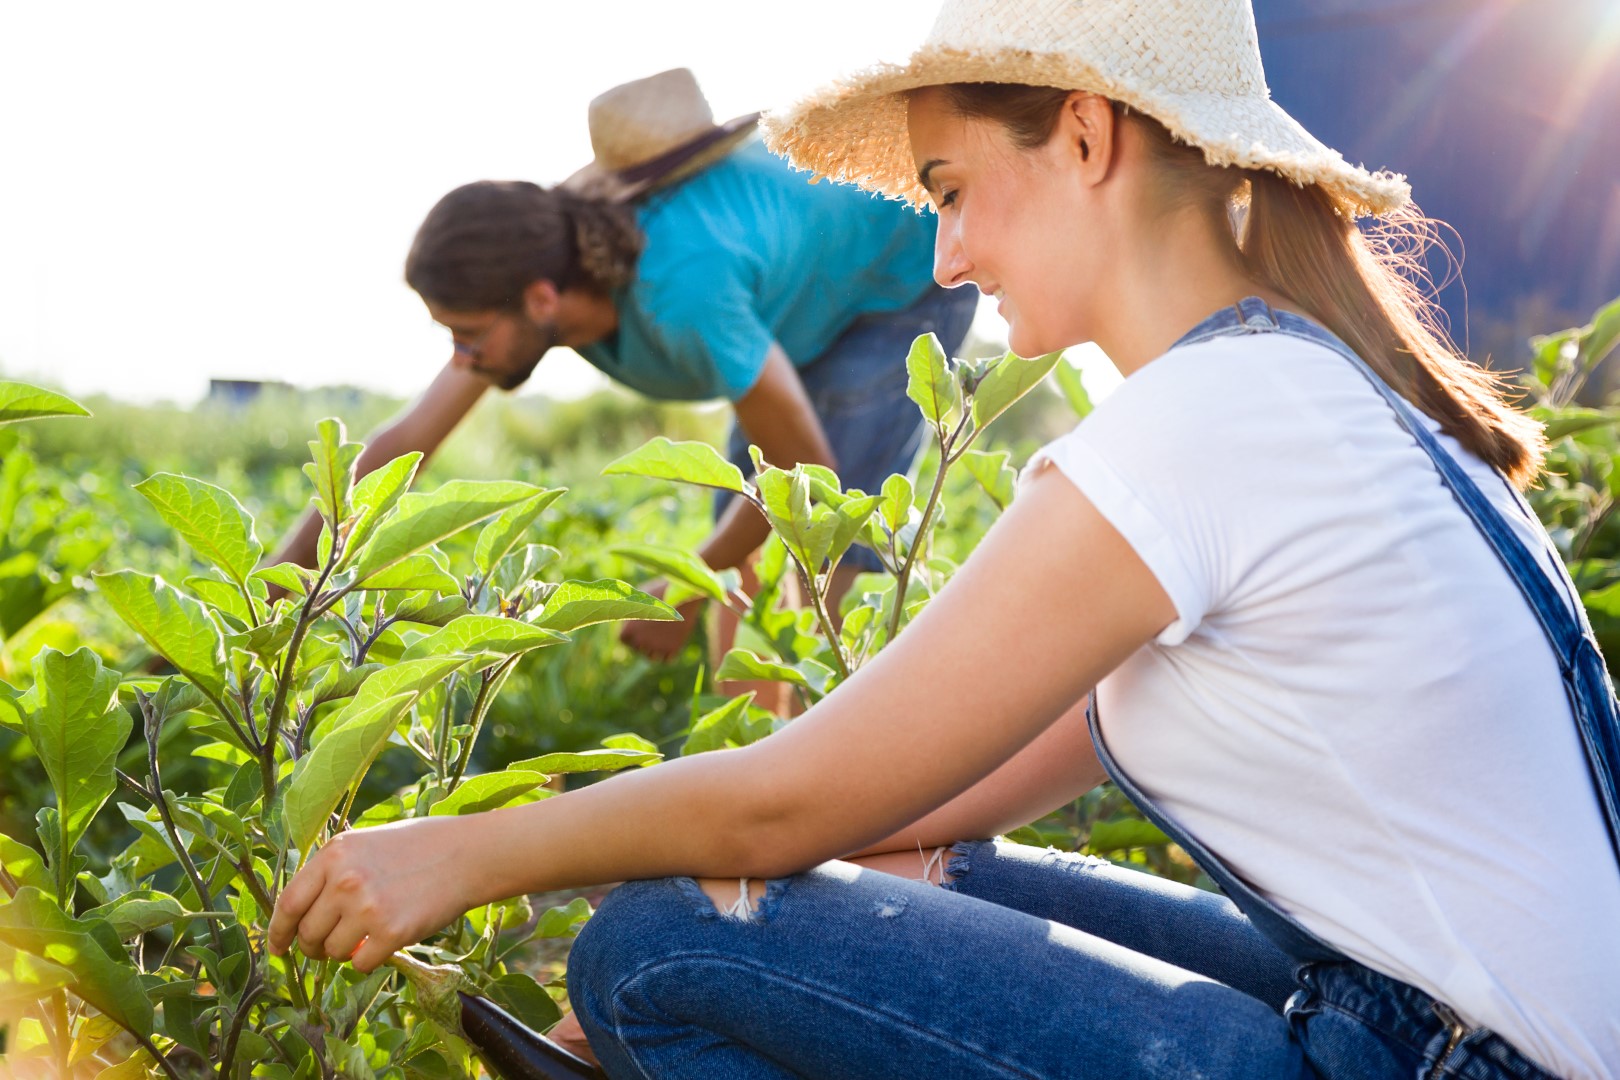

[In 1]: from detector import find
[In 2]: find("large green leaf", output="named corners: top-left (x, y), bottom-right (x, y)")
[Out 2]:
top-left (133, 473), bottom-right (263, 588)
top-left (822, 493), bottom-right (881, 570)
top-left (427, 770), bottom-right (550, 816)
top-left (473, 490), bottom-right (567, 576)
top-left (682, 694), bottom-right (765, 756)
top-left (353, 480), bottom-right (542, 579)
top-left (0, 888), bottom-right (154, 1033)
top-left (283, 693), bottom-right (417, 851)
top-left (23, 649), bottom-right (127, 886)
top-left (0, 832), bottom-right (51, 894)
top-left (508, 748), bottom-right (661, 774)
top-left (755, 468), bottom-right (823, 568)
top-left (0, 382), bottom-right (89, 426)
top-left (533, 579), bottom-right (679, 632)
top-left (84, 890), bottom-right (187, 939)
top-left (184, 576), bottom-right (255, 624)
top-left (970, 350), bottom-right (1064, 433)
top-left (1087, 816), bottom-right (1171, 852)
top-left (601, 437), bottom-right (747, 493)
top-left (879, 474), bottom-right (914, 534)
top-left (0, 940), bottom-right (74, 1013)
top-left (905, 333), bottom-right (961, 428)
top-left (483, 971), bottom-right (563, 1032)
top-left (312, 655), bottom-right (470, 746)
top-left (95, 572), bottom-right (228, 702)
top-left (357, 552), bottom-right (459, 593)
top-left (610, 544), bottom-right (735, 605)
top-left (341, 451), bottom-right (424, 569)
top-left (303, 418), bottom-right (363, 528)
top-left (400, 615), bottom-right (566, 665)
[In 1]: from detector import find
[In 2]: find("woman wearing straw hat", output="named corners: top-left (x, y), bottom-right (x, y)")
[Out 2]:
top-left (269, 2), bottom-right (1620, 1077)
top-left (273, 68), bottom-right (977, 667)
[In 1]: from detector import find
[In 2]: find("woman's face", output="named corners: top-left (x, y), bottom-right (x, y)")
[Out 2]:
top-left (906, 88), bottom-right (1101, 357)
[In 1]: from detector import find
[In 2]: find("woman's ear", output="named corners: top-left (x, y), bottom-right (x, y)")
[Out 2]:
top-left (1062, 92), bottom-right (1117, 184)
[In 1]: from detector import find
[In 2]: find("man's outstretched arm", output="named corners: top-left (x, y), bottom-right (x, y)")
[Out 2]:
top-left (272, 361), bottom-right (492, 568)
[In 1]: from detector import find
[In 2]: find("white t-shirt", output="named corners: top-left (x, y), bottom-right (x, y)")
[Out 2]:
top-left (1026, 331), bottom-right (1620, 1080)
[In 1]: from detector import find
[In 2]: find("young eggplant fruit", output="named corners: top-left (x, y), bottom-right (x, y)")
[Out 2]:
top-left (458, 990), bottom-right (605, 1079)
top-left (386, 954), bottom-right (604, 1079)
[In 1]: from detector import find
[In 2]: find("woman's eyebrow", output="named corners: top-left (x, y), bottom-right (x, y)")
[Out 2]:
top-left (918, 158), bottom-right (949, 191)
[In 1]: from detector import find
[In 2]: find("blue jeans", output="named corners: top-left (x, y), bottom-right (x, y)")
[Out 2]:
top-left (717, 284), bottom-right (979, 573)
top-left (567, 842), bottom-right (1557, 1078)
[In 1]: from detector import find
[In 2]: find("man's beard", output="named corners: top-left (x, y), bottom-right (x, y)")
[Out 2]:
top-left (487, 318), bottom-right (562, 391)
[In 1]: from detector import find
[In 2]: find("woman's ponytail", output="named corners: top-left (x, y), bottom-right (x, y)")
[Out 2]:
top-left (1239, 171), bottom-right (1545, 488)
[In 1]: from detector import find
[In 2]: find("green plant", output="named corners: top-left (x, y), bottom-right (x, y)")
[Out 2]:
top-left (1, 410), bottom-right (677, 1077)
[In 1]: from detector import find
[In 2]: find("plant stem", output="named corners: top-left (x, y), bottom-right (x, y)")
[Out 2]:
top-left (52, 990), bottom-right (70, 1080)
top-left (448, 657), bottom-right (520, 790)
top-left (216, 965), bottom-right (265, 1079)
top-left (131, 1028), bottom-right (186, 1080)
top-left (888, 429), bottom-right (956, 645)
top-left (143, 697), bottom-right (226, 959)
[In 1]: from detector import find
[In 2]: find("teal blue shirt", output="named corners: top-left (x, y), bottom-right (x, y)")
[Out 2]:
top-left (576, 139), bottom-right (937, 402)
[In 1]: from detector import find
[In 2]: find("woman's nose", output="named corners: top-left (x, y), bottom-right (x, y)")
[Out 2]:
top-left (933, 220), bottom-right (972, 289)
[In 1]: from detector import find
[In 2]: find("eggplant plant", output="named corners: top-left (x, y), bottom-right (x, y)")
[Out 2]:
top-left (0, 413), bottom-right (674, 1078)
top-left (604, 333), bottom-right (1064, 728)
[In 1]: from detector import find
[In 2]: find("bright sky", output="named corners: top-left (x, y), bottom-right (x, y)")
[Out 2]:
top-left (0, 0), bottom-right (1095, 408)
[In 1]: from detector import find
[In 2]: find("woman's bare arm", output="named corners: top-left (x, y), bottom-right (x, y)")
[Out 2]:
top-left (268, 467), bottom-right (1173, 971)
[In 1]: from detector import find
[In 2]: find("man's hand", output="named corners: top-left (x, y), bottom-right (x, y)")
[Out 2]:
top-left (619, 580), bottom-right (706, 662)
top-left (267, 816), bottom-right (480, 973)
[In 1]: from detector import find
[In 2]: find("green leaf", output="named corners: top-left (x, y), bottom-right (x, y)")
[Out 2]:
top-left (1087, 816), bottom-right (1172, 852)
top-left (970, 350), bottom-right (1064, 432)
top-left (601, 436), bottom-right (747, 493)
top-left (283, 693), bottom-right (418, 850)
top-left (508, 748), bottom-right (661, 774)
top-left (534, 579), bottom-right (679, 632)
top-left (401, 615), bottom-right (566, 665)
top-left (0, 888), bottom-right (154, 1033)
top-left (0, 382), bottom-right (90, 426)
top-left (390, 593), bottom-right (471, 627)
top-left (341, 451), bottom-right (424, 568)
top-left (610, 544), bottom-right (735, 605)
top-left (1052, 357), bottom-right (1094, 420)
top-left (530, 896), bottom-right (592, 939)
top-left (251, 561), bottom-right (313, 596)
top-left (313, 655), bottom-right (470, 746)
top-left (473, 490), bottom-right (567, 576)
top-left (357, 552), bottom-right (460, 593)
top-left (303, 417), bottom-right (363, 528)
top-left (133, 473), bottom-right (263, 588)
top-left (823, 494), bottom-right (881, 570)
top-left (483, 971), bottom-right (562, 1032)
top-left (0, 940), bottom-right (75, 1012)
top-left (354, 480), bottom-right (543, 579)
top-left (24, 649), bottom-right (127, 882)
top-left (427, 770), bottom-right (550, 816)
top-left (1539, 407), bottom-right (1620, 442)
top-left (602, 733), bottom-right (660, 755)
top-left (879, 474), bottom-right (914, 534)
top-left (95, 571), bottom-right (228, 702)
top-left (0, 679), bottom-right (23, 731)
top-left (683, 693), bottom-right (758, 756)
top-left (714, 648), bottom-right (810, 689)
top-left (755, 468), bottom-right (823, 568)
top-left (0, 832), bottom-right (51, 894)
top-left (960, 449), bottom-right (1017, 511)
top-left (905, 333), bottom-right (961, 428)
top-left (84, 890), bottom-right (187, 938)
top-left (183, 576), bottom-right (255, 625)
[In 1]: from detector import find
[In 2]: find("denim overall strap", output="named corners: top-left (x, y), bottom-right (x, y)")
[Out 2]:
top-left (1088, 296), bottom-right (1620, 970)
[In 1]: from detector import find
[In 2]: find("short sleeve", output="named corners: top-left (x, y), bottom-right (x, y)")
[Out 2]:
top-left (637, 247), bottom-right (775, 400)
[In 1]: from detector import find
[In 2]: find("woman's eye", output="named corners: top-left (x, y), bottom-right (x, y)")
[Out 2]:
top-left (938, 189), bottom-right (958, 209)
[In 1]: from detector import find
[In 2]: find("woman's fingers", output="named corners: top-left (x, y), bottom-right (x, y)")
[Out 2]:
top-left (320, 917), bottom-right (370, 969)
top-left (268, 856), bottom-right (327, 955)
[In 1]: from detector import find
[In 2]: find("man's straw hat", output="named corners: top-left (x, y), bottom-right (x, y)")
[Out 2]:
top-left (562, 68), bottom-right (759, 203)
top-left (763, 0), bottom-right (1410, 218)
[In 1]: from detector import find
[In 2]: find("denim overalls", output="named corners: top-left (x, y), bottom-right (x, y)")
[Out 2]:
top-left (1088, 297), bottom-right (1620, 1079)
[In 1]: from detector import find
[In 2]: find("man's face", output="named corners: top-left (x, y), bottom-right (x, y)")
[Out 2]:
top-left (429, 303), bottom-right (560, 391)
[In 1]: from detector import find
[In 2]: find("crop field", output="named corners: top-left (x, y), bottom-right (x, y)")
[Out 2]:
top-left (0, 300), bottom-right (1615, 1077)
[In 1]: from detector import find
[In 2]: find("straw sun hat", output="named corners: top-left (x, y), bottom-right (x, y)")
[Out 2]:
top-left (562, 68), bottom-right (760, 202)
top-left (763, 0), bottom-right (1410, 218)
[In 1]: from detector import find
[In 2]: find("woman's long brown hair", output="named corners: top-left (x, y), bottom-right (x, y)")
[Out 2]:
top-left (940, 83), bottom-right (1545, 488)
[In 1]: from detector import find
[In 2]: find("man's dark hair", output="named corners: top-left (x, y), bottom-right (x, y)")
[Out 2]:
top-left (404, 181), bottom-right (643, 310)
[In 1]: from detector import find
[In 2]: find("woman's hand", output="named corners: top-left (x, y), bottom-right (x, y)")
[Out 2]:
top-left (619, 580), bottom-right (706, 661)
top-left (267, 815), bottom-right (481, 973)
